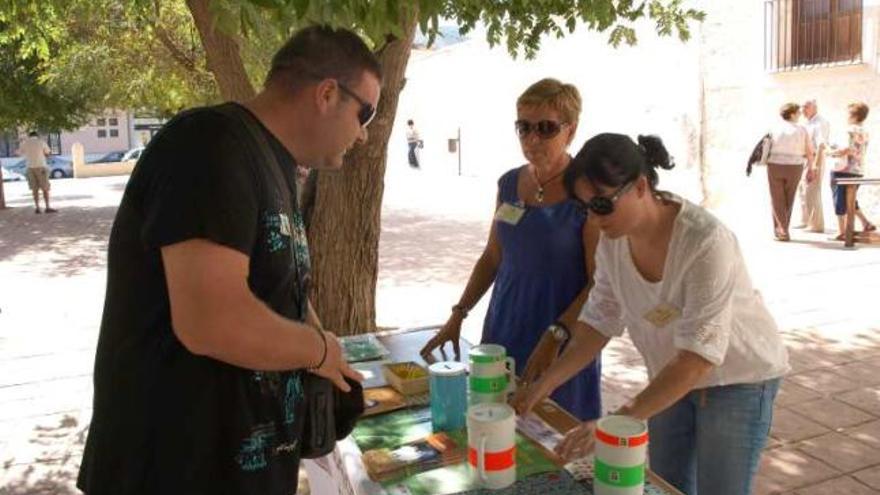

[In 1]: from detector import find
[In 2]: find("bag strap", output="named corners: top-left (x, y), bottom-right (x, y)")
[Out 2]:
top-left (214, 103), bottom-right (293, 214)
top-left (214, 103), bottom-right (310, 320)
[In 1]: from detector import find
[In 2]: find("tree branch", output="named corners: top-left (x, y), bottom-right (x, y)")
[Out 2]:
top-left (154, 25), bottom-right (198, 73)
top-left (186, 0), bottom-right (255, 101)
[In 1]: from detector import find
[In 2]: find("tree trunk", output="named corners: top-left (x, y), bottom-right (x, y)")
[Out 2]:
top-left (187, 0), bottom-right (416, 334)
top-left (186, 0), bottom-right (255, 101)
top-left (305, 17), bottom-right (419, 335)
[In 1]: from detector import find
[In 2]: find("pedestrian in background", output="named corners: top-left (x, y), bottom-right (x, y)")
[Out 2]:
top-left (406, 119), bottom-right (422, 169)
top-left (16, 131), bottom-right (56, 214)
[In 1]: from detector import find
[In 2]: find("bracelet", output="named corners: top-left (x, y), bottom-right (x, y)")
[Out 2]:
top-left (451, 304), bottom-right (469, 318)
top-left (310, 330), bottom-right (328, 370)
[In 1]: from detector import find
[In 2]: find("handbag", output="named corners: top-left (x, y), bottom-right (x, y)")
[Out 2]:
top-left (216, 103), bottom-right (365, 459)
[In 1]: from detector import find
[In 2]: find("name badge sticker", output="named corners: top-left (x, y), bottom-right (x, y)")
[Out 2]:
top-left (494, 202), bottom-right (526, 225)
top-left (643, 303), bottom-right (681, 328)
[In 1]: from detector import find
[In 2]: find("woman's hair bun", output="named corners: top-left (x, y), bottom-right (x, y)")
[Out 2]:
top-left (637, 135), bottom-right (675, 171)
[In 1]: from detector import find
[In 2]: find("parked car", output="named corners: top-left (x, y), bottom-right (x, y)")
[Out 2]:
top-left (4, 156), bottom-right (74, 179)
top-left (88, 150), bottom-right (127, 163)
top-left (1, 167), bottom-right (25, 182)
top-left (121, 147), bottom-right (145, 162)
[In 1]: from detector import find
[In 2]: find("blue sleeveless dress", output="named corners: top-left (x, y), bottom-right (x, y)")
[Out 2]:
top-left (482, 167), bottom-right (602, 421)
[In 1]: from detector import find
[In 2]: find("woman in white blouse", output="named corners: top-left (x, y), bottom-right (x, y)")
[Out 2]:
top-left (513, 133), bottom-right (790, 495)
top-left (766, 103), bottom-right (816, 241)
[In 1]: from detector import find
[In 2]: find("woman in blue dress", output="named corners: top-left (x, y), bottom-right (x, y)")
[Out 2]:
top-left (420, 78), bottom-right (601, 421)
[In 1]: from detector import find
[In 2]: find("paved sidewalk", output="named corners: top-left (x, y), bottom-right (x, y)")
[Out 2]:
top-left (1, 166), bottom-right (879, 494)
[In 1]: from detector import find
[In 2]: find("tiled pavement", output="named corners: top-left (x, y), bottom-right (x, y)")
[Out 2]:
top-left (1, 168), bottom-right (879, 494)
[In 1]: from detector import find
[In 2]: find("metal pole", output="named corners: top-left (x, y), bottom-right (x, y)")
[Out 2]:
top-left (0, 169), bottom-right (6, 209)
top-left (457, 127), bottom-right (462, 176)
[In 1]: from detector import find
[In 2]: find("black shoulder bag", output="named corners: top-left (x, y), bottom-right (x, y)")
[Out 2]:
top-left (216, 103), bottom-right (364, 459)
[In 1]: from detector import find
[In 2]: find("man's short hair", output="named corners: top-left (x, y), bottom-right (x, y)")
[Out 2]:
top-left (266, 25), bottom-right (382, 93)
top-left (28, 131), bottom-right (38, 137)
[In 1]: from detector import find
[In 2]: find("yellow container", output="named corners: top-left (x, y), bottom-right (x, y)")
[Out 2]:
top-left (382, 361), bottom-right (429, 395)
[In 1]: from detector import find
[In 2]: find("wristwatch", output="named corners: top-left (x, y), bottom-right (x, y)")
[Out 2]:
top-left (547, 321), bottom-right (570, 343)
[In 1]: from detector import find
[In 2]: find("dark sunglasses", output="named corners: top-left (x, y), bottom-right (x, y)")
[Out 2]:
top-left (297, 67), bottom-right (376, 127)
top-left (575, 180), bottom-right (636, 216)
top-left (515, 119), bottom-right (567, 139)
top-left (335, 80), bottom-right (377, 127)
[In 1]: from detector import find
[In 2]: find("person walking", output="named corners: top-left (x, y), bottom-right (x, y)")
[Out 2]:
top-left (406, 119), bottom-right (422, 169)
top-left (16, 131), bottom-right (56, 214)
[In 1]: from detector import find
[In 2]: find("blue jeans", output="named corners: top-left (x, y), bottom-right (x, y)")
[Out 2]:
top-left (831, 171), bottom-right (861, 216)
top-left (648, 378), bottom-right (781, 495)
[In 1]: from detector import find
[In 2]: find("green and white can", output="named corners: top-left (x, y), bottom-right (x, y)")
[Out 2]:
top-left (468, 344), bottom-right (515, 405)
top-left (594, 415), bottom-right (649, 495)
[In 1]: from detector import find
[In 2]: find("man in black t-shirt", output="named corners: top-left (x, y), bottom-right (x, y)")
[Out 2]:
top-left (77, 25), bottom-right (381, 495)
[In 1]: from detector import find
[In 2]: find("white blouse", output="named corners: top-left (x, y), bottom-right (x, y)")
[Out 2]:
top-left (579, 197), bottom-right (790, 388)
top-left (768, 121), bottom-right (810, 166)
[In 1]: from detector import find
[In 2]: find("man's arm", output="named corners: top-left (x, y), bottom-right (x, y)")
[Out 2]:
top-left (162, 239), bottom-right (348, 378)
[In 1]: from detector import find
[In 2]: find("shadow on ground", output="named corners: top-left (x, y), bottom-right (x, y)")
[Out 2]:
top-left (379, 209), bottom-right (489, 285)
top-left (0, 206), bottom-right (117, 278)
top-left (0, 415), bottom-right (84, 495)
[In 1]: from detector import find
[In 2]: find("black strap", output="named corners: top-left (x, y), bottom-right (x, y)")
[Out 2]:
top-left (214, 103), bottom-right (293, 214)
top-left (213, 103), bottom-right (310, 320)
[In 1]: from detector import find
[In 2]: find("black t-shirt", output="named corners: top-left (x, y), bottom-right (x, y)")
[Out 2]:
top-left (78, 103), bottom-right (311, 495)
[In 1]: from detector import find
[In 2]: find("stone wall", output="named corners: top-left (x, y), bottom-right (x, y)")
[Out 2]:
top-left (699, 0), bottom-right (880, 219)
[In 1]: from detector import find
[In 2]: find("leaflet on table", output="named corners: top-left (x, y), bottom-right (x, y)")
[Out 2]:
top-left (351, 359), bottom-right (392, 389)
top-left (340, 334), bottom-right (392, 363)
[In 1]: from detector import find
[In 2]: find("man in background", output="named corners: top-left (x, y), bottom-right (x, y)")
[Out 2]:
top-left (406, 119), bottom-right (422, 169)
top-left (16, 131), bottom-right (56, 214)
top-left (798, 99), bottom-right (830, 232)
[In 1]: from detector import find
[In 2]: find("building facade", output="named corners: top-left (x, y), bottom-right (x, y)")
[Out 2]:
top-left (698, 0), bottom-right (879, 209)
top-left (2, 110), bottom-right (163, 160)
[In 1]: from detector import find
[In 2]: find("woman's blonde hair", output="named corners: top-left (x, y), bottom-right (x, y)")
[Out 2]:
top-left (517, 78), bottom-right (582, 124)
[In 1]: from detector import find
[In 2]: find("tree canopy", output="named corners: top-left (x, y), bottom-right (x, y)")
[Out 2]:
top-left (0, 0), bottom-right (704, 128)
top-left (0, 0), bottom-right (703, 329)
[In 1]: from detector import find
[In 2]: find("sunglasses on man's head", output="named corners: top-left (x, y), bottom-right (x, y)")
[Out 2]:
top-left (574, 180), bottom-right (636, 216)
top-left (514, 119), bottom-right (567, 139)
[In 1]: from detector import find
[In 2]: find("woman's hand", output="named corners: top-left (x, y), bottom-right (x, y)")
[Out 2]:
top-left (520, 331), bottom-right (562, 386)
top-left (420, 315), bottom-right (464, 361)
top-left (510, 378), bottom-right (553, 417)
top-left (554, 420), bottom-right (597, 461)
top-left (805, 168), bottom-right (817, 184)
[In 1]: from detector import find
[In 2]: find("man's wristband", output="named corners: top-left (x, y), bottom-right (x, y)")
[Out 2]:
top-left (311, 330), bottom-right (328, 370)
